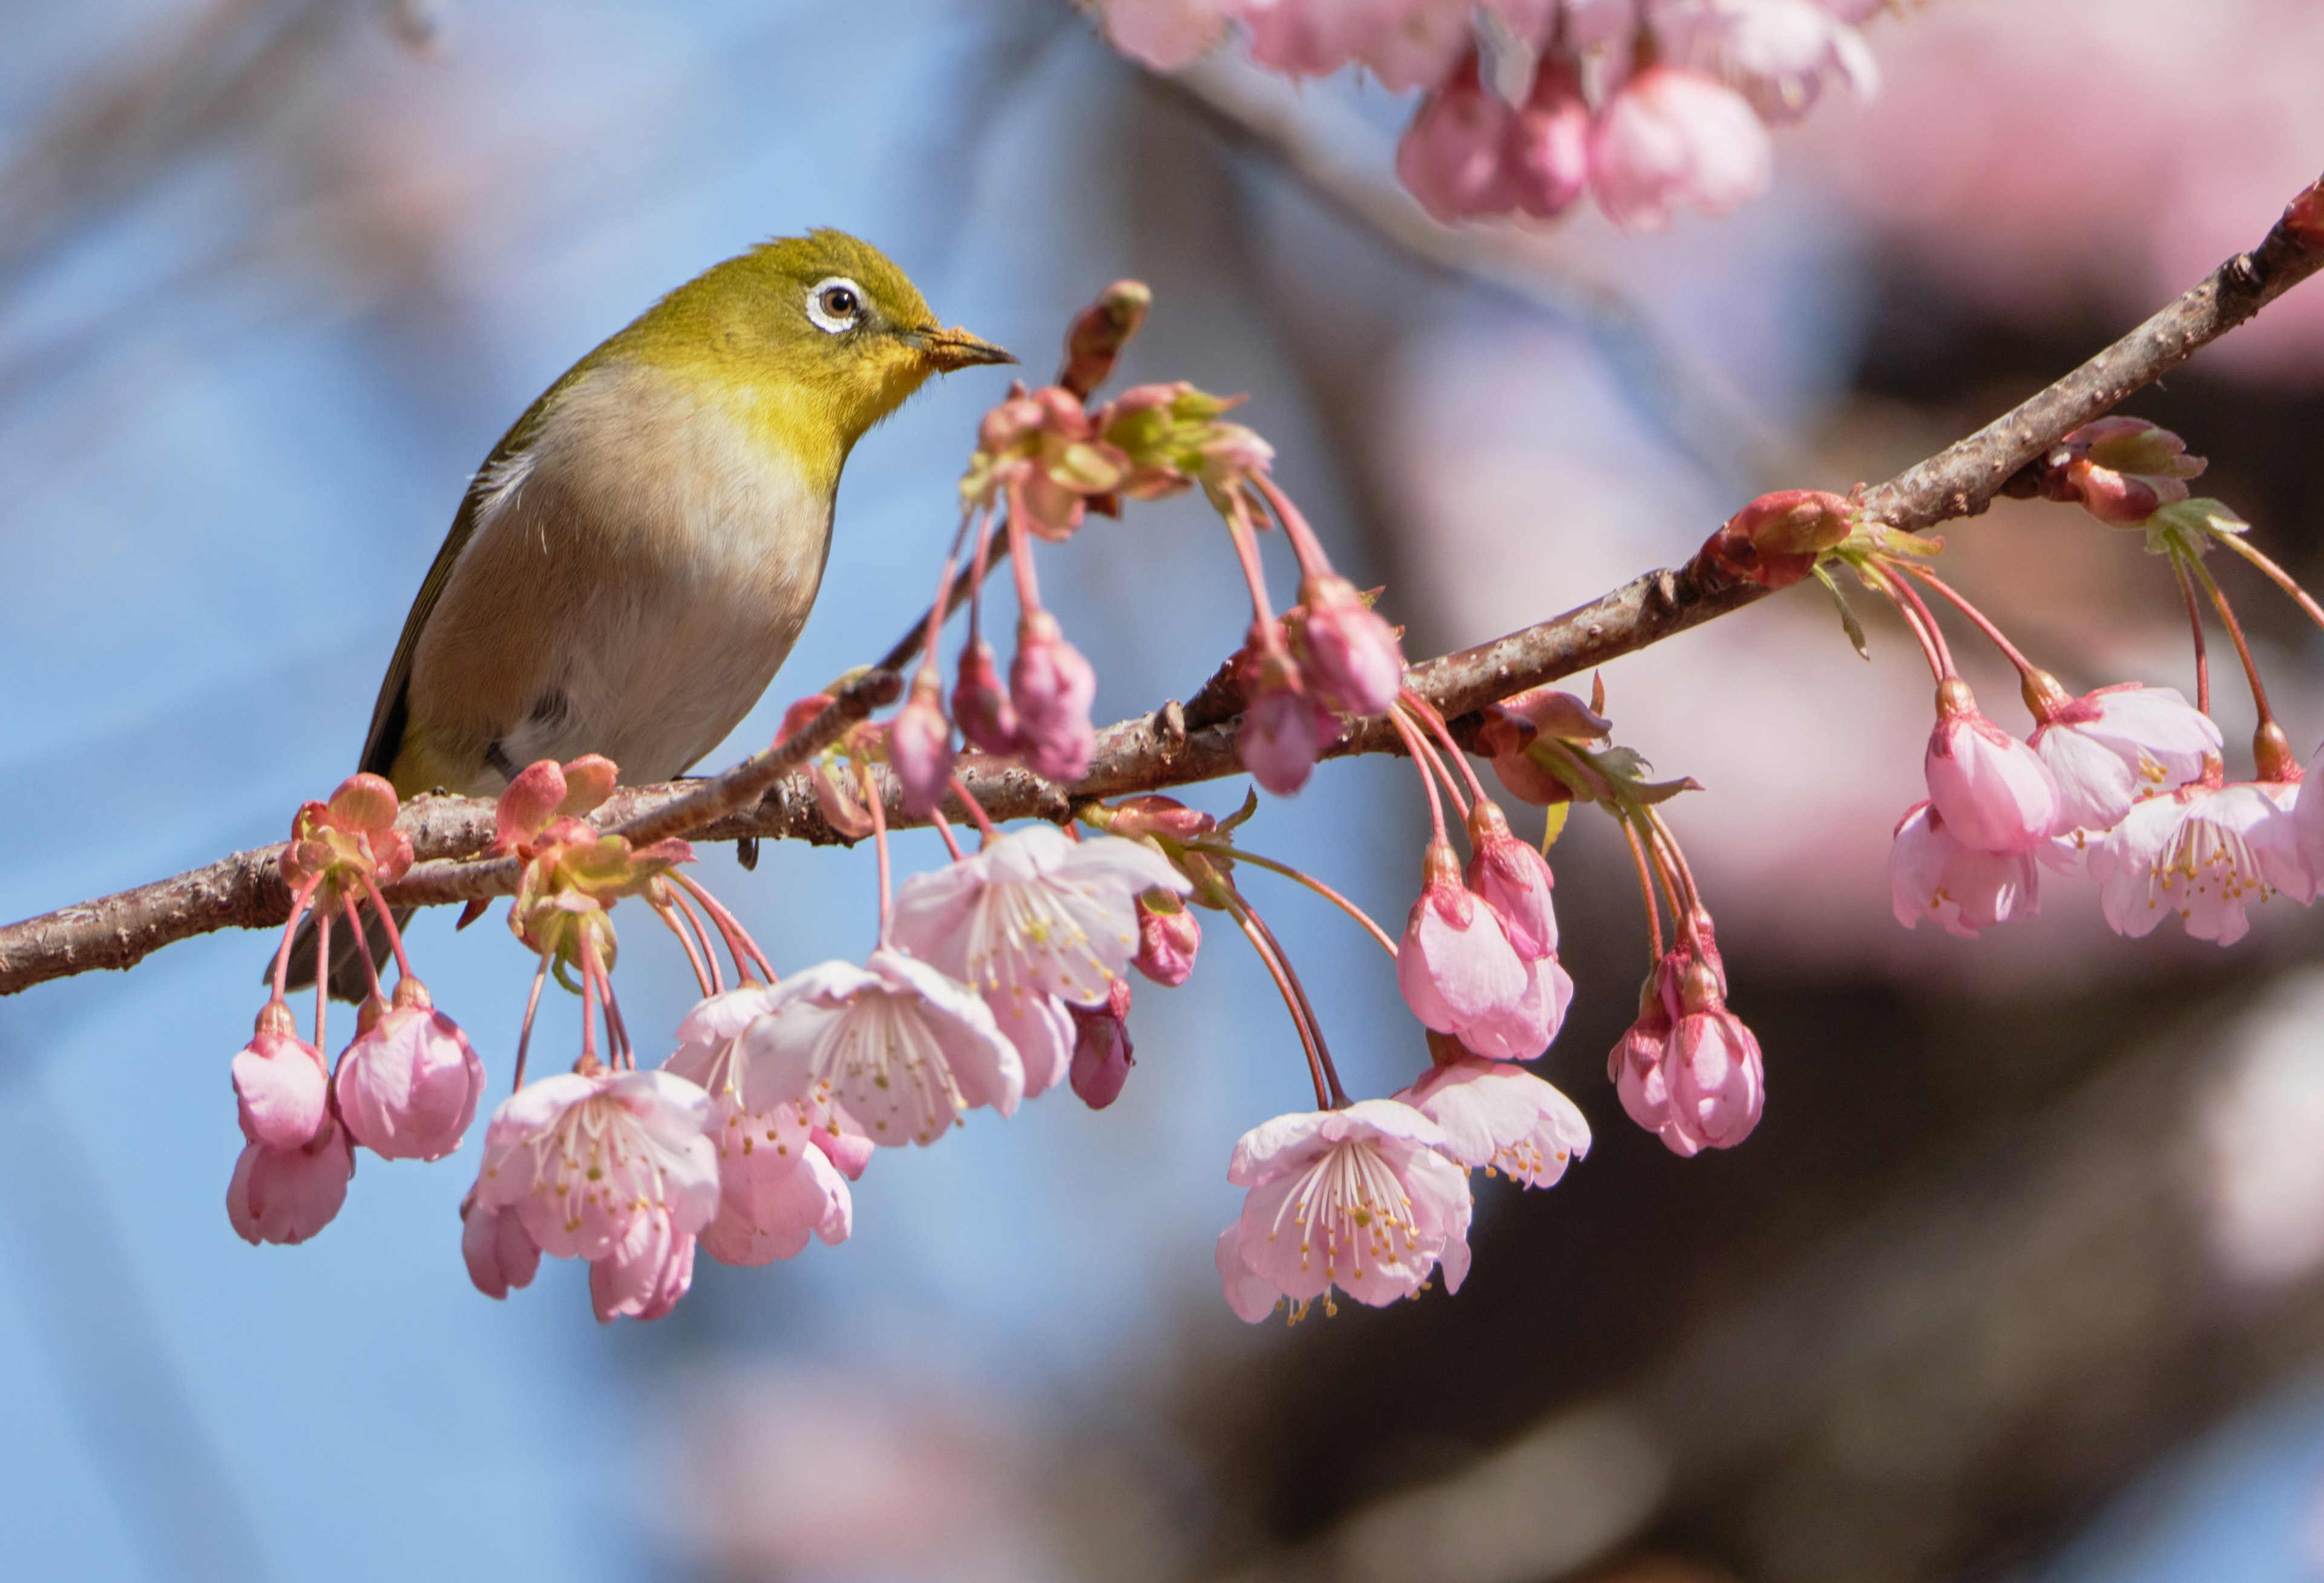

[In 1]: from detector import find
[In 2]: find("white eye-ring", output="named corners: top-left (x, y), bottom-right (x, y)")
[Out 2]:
top-left (806, 276), bottom-right (865, 334)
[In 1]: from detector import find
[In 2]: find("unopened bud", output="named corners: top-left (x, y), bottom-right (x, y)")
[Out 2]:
top-left (1059, 281), bottom-right (1152, 399)
top-left (1296, 575), bottom-right (1405, 716)
top-left (953, 642), bottom-right (1019, 756)
top-left (1101, 795), bottom-right (1216, 842)
top-left (1132, 892), bottom-right (1201, 987)
top-left (1011, 611), bottom-right (1098, 783)
top-left (1068, 978), bottom-right (1135, 1109)
top-left (888, 668), bottom-right (956, 818)
top-left (1702, 489), bottom-right (1854, 589)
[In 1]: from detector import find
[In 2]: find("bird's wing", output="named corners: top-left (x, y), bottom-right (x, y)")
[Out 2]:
top-left (356, 377), bottom-right (583, 783)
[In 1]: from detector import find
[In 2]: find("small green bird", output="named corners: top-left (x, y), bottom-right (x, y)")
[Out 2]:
top-left (292, 230), bottom-right (1013, 995)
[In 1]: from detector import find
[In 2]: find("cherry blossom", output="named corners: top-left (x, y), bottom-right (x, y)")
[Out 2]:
top-left (232, 998), bottom-right (329, 1152)
top-left (2032, 683), bottom-right (2220, 834)
top-left (892, 824), bottom-right (1189, 1009)
top-left (1132, 891), bottom-right (1203, 986)
top-left (1239, 655), bottom-right (1342, 796)
top-left (1397, 837), bottom-right (1562, 1061)
top-left (743, 951), bottom-right (1023, 1147)
top-left (1889, 801), bottom-right (2041, 937)
top-left (1664, 1006), bottom-right (1765, 1155)
top-left (589, 1208), bottom-right (697, 1324)
top-left (888, 667), bottom-right (956, 819)
top-left (1653, 0), bottom-right (1880, 125)
top-left (1465, 801), bottom-right (1558, 961)
top-left (665, 987), bottom-right (855, 1266)
top-left (1297, 574), bottom-right (1406, 718)
top-left (1215, 1099), bottom-right (1473, 1321)
top-left (1396, 57), bottom-right (1515, 225)
top-left (1400, 1053), bottom-right (1591, 1188)
top-left (470, 1068), bottom-right (720, 1264)
top-left (1069, 979), bottom-right (1137, 1109)
top-left (985, 986), bottom-right (1076, 1100)
top-left (1010, 611), bottom-right (1098, 783)
top-left (2090, 780), bottom-right (2312, 946)
top-left (460, 1195), bottom-right (540, 1300)
top-left (333, 977), bottom-right (484, 1162)
top-left (227, 1122), bottom-right (354, 1247)
top-left (1092, 0), bottom-right (1236, 71)
top-left (1589, 66), bottom-right (1773, 232)
top-left (1924, 680), bottom-right (2060, 854)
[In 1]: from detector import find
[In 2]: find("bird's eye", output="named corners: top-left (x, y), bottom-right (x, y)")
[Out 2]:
top-left (806, 277), bottom-right (864, 334)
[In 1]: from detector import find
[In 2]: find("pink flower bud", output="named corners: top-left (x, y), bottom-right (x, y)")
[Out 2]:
top-left (1239, 654), bottom-right (1341, 796)
top-left (1508, 59), bottom-right (1590, 219)
top-left (232, 998), bottom-right (329, 1150)
top-left (775, 693), bottom-right (836, 746)
top-left (226, 1121), bottom-right (353, 1246)
top-left (1589, 66), bottom-right (1771, 233)
top-left (461, 1191), bottom-right (541, 1299)
top-left (333, 976), bottom-right (485, 1161)
top-left (1010, 610), bottom-right (1097, 783)
top-left (1058, 280), bottom-right (1151, 398)
top-left (1464, 801), bottom-right (1558, 961)
top-left (1925, 680), bottom-right (2061, 854)
top-left (1609, 1002), bottom-right (1675, 1135)
top-left (2037, 418), bottom-right (2207, 526)
top-left (1397, 839), bottom-right (1557, 1061)
top-left (1298, 575), bottom-right (1405, 716)
top-left (953, 640), bottom-right (1020, 756)
top-left (1663, 1010), bottom-right (1765, 1154)
top-left (1133, 891), bottom-right (1202, 986)
top-left (809, 759), bottom-right (876, 840)
top-left (1069, 978), bottom-right (1136, 1109)
top-left (1396, 55), bottom-right (1516, 223)
top-left (492, 759), bottom-right (570, 853)
top-left (1702, 488), bottom-right (1855, 589)
top-left (888, 667), bottom-right (956, 818)
top-left (1103, 795), bottom-right (1216, 842)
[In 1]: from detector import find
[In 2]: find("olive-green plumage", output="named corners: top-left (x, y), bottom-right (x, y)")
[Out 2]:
top-left (294, 229), bottom-right (1012, 996)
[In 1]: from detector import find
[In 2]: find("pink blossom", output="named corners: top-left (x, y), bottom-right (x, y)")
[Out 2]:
top-left (1298, 575), bottom-right (1406, 716)
top-left (460, 1194), bottom-right (540, 1299)
top-left (589, 1208), bottom-right (696, 1324)
top-left (2091, 781), bottom-right (2311, 946)
top-left (1239, 656), bottom-right (1342, 796)
top-left (226, 1121), bottom-right (354, 1246)
top-left (1244, 0), bottom-right (1482, 91)
top-left (986, 987), bottom-right (1075, 1100)
top-left (1464, 801), bottom-right (1558, 960)
top-left (232, 999), bottom-right (328, 1152)
top-left (1215, 1099), bottom-right (1473, 1321)
top-left (1400, 1055), bottom-right (1591, 1188)
top-left (1663, 1009), bottom-right (1765, 1155)
top-left (1010, 611), bottom-right (1097, 784)
top-left (471, 1068), bottom-right (720, 1263)
top-left (2297, 742), bottom-right (2324, 880)
top-left (893, 824), bottom-right (1188, 1009)
top-left (1476, 689), bottom-right (1609, 807)
top-left (1508, 60), bottom-right (1592, 219)
top-left (1132, 891), bottom-right (1202, 986)
top-left (1608, 987), bottom-right (1675, 1134)
top-left (2050, 416), bottom-right (2207, 526)
top-left (888, 668), bottom-right (956, 819)
top-left (665, 987), bottom-right (855, 1267)
top-left (1589, 66), bottom-right (1773, 232)
top-left (1397, 839), bottom-right (1560, 1061)
top-left (952, 640), bottom-right (1020, 757)
top-left (1889, 801), bottom-right (2041, 937)
top-left (1653, 0), bottom-right (1880, 125)
top-left (2033, 683), bottom-right (2219, 833)
top-left (1093, 0), bottom-right (1235, 71)
top-left (1396, 58), bottom-right (1515, 224)
top-left (1069, 978), bottom-right (1136, 1109)
top-left (1924, 682), bottom-right (2061, 854)
top-left (333, 977), bottom-right (484, 1162)
top-left (744, 950), bottom-right (1023, 1147)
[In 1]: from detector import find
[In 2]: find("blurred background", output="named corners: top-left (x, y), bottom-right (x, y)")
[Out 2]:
top-left (3, 2), bottom-right (2323, 1579)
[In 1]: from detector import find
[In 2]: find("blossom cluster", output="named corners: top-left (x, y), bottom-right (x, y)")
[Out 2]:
top-left (1089, 0), bottom-right (1885, 232)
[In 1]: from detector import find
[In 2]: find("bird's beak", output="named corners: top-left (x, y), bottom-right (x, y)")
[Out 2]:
top-left (908, 324), bottom-right (1017, 373)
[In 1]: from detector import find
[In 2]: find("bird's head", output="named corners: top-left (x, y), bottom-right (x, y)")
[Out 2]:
top-left (617, 229), bottom-right (1016, 477)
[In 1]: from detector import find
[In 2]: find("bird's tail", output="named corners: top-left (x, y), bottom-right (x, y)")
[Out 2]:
top-left (277, 906), bottom-right (411, 1005)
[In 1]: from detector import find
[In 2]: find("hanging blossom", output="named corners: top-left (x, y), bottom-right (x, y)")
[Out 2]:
top-left (1215, 1099), bottom-right (1474, 1322)
top-left (663, 986), bottom-right (855, 1266)
top-left (1607, 934), bottom-right (1764, 1156)
top-left (1089, 1), bottom-right (1885, 232)
top-left (333, 976), bottom-right (485, 1162)
top-left (1889, 802), bottom-right (2041, 939)
top-left (2090, 773), bottom-right (2311, 948)
top-left (462, 1068), bottom-right (721, 1322)
top-left (1398, 1041), bottom-right (1591, 1188)
top-left (2030, 679), bottom-right (2221, 837)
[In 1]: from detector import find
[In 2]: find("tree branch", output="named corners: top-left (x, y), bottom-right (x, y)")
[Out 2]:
top-left (3, 171), bottom-right (2319, 1000)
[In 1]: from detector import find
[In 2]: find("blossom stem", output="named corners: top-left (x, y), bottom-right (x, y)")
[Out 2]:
top-left (1239, 899), bottom-right (1350, 1109)
top-left (313, 906), bottom-right (332, 1056)
top-left (965, 507), bottom-right (997, 649)
top-left (1224, 891), bottom-right (1341, 1110)
top-left (512, 954), bottom-right (548, 1091)
top-left (1005, 480), bottom-right (1043, 617)
top-left (1250, 474), bottom-right (1334, 585)
top-left (862, 759), bottom-right (894, 948)
top-left (346, 896), bottom-right (386, 1001)
top-left (2169, 550), bottom-right (2212, 716)
top-left (1882, 567), bottom-right (1959, 680)
top-left (2185, 552), bottom-right (2279, 732)
top-left (2208, 529), bottom-right (2324, 637)
top-left (920, 513), bottom-right (974, 670)
top-left (1888, 561), bottom-right (2043, 680)
top-left (1395, 703), bottom-right (1473, 821)
top-left (577, 942), bottom-right (600, 1072)
top-left (930, 807), bottom-right (967, 862)
top-left (1856, 559), bottom-right (1952, 681)
top-left (1388, 708), bottom-right (1450, 842)
top-left (672, 873), bottom-right (775, 985)
top-left (591, 938), bottom-right (634, 1069)
top-left (1223, 491), bottom-right (1284, 641)
top-left (666, 883), bottom-right (725, 993)
top-left (654, 887), bottom-right (720, 998)
top-left (1400, 688), bottom-right (1494, 809)
top-left (947, 772), bottom-right (1000, 841)
top-left (353, 869), bottom-right (416, 982)
top-left (1618, 813), bottom-right (1667, 960)
top-left (1184, 841), bottom-right (1398, 959)
top-left (270, 875), bottom-right (324, 1004)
